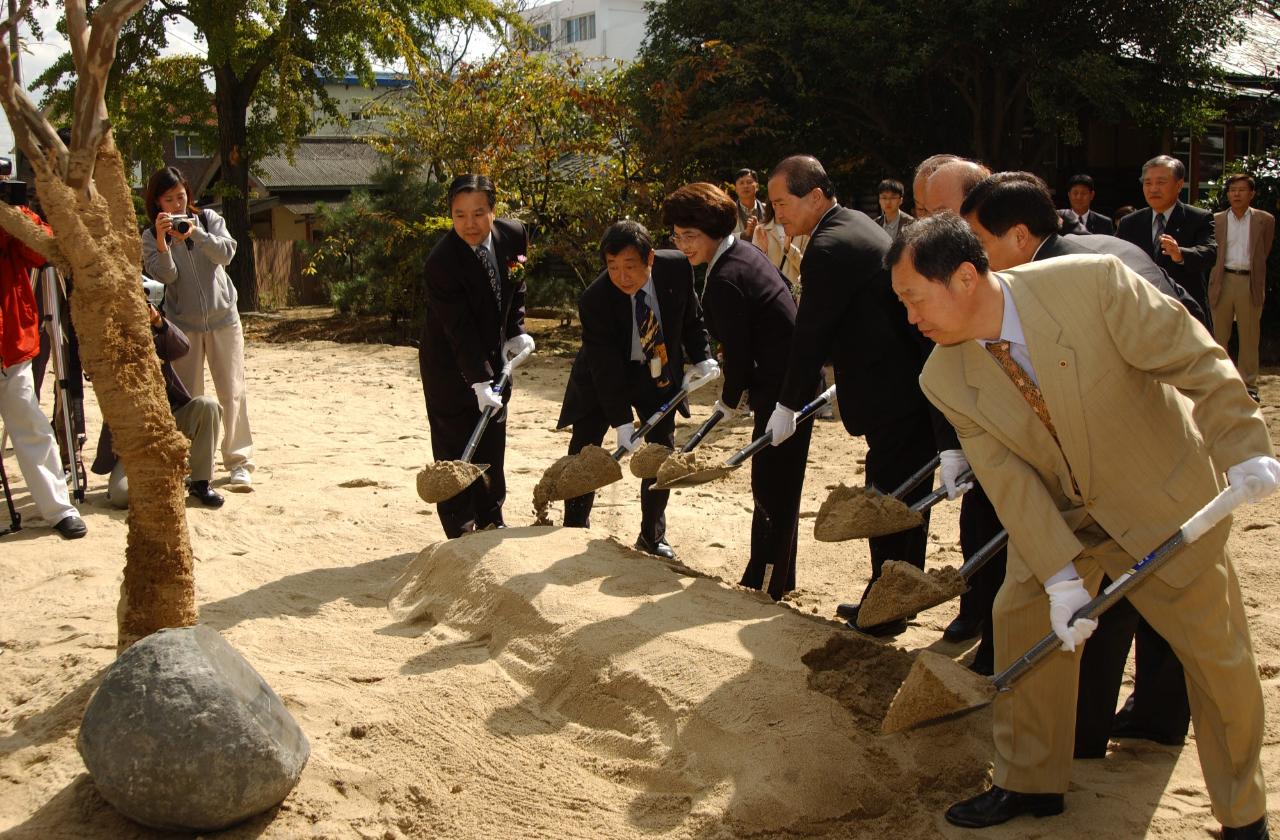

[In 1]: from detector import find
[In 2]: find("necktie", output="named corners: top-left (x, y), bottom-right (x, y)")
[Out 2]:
top-left (474, 244), bottom-right (502, 309)
top-left (986, 339), bottom-right (1079, 493)
top-left (634, 289), bottom-right (671, 388)
top-left (1153, 213), bottom-right (1166, 260)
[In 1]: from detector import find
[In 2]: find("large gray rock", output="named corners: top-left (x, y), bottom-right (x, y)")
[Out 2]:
top-left (77, 624), bottom-right (310, 831)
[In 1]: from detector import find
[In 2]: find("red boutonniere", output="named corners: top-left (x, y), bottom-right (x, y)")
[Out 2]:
top-left (506, 254), bottom-right (527, 277)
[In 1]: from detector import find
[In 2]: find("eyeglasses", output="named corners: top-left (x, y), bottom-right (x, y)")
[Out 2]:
top-left (671, 231), bottom-right (706, 245)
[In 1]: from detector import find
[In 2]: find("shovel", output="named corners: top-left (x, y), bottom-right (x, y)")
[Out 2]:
top-left (654, 385), bottom-right (837, 490)
top-left (814, 455), bottom-right (941, 542)
top-left (856, 529), bottom-right (1009, 628)
top-left (631, 408), bottom-right (728, 479)
top-left (880, 481), bottom-right (1256, 735)
top-left (416, 347), bottom-right (533, 504)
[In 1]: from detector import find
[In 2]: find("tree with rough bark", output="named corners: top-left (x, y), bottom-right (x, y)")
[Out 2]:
top-left (0, 0), bottom-right (195, 650)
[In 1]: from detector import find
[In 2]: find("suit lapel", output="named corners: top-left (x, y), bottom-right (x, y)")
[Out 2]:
top-left (1164, 202), bottom-right (1185, 242)
top-left (964, 343), bottom-right (1064, 484)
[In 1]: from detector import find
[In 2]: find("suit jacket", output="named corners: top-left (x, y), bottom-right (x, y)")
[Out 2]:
top-left (874, 211), bottom-right (915, 234)
top-left (779, 205), bottom-right (951, 446)
top-left (1209, 208), bottom-right (1276, 308)
top-left (558, 250), bottom-right (711, 429)
top-left (1035, 232), bottom-right (1208, 327)
top-left (1116, 202), bottom-right (1216, 312)
top-left (920, 254), bottom-right (1269, 589)
top-left (419, 219), bottom-right (528, 409)
top-left (702, 238), bottom-right (800, 412)
top-left (1057, 208), bottom-right (1115, 236)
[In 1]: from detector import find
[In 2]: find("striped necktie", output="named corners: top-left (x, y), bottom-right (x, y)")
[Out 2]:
top-left (1153, 213), bottom-right (1166, 260)
top-left (474, 244), bottom-right (502, 309)
top-left (634, 289), bottom-right (670, 388)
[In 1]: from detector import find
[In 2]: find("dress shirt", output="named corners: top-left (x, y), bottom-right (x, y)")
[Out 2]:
top-left (1226, 208), bottom-right (1252, 271)
top-left (978, 276), bottom-right (1038, 385)
top-left (882, 214), bottom-right (902, 239)
top-left (707, 234), bottom-right (734, 277)
top-left (473, 231), bottom-right (499, 274)
top-left (629, 275), bottom-right (664, 362)
top-left (1151, 209), bottom-right (1171, 242)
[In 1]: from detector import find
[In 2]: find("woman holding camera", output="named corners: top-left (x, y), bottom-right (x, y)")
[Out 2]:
top-left (142, 166), bottom-right (254, 490)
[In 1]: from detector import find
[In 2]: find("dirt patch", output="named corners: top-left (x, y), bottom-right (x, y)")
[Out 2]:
top-left (629, 443), bottom-right (673, 479)
top-left (417, 461), bottom-right (486, 503)
top-left (814, 485), bottom-right (923, 542)
top-left (881, 651), bottom-right (996, 735)
top-left (532, 445), bottom-right (622, 522)
top-left (857, 561), bottom-right (967, 627)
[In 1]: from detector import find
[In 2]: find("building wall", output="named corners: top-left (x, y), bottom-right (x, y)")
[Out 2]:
top-left (520, 0), bottom-right (650, 64)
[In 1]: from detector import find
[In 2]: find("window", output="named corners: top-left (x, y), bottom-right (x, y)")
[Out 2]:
top-left (564, 13), bottom-right (595, 44)
top-left (173, 134), bottom-right (206, 159)
top-left (532, 22), bottom-right (552, 50)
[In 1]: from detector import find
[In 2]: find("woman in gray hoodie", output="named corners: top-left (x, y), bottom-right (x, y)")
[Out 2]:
top-left (142, 166), bottom-right (255, 490)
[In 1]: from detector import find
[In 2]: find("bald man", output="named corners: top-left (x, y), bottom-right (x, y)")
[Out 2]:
top-left (911, 153), bottom-right (959, 219)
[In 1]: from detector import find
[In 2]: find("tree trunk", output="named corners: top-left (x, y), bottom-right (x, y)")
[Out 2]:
top-left (213, 66), bottom-right (259, 313)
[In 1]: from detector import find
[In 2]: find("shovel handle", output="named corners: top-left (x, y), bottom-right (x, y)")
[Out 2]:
top-left (726, 384), bottom-right (838, 467)
top-left (907, 469), bottom-right (973, 513)
top-left (888, 454), bottom-right (943, 499)
top-left (611, 367), bottom-right (723, 459)
top-left (957, 529), bottom-right (1009, 581)
top-left (993, 482), bottom-right (1255, 692)
top-left (460, 349), bottom-right (534, 463)
top-left (681, 409), bottom-right (725, 453)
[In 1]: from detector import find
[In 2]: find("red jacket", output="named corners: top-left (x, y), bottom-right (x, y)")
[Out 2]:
top-left (0, 207), bottom-right (52, 368)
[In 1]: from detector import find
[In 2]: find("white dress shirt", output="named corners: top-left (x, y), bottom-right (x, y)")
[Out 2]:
top-left (629, 275), bottom-right (664, 362)
top-left (978, 276), bottom-right (1038, 385)
top-left (1226, 208), bottom-right (1252, 271)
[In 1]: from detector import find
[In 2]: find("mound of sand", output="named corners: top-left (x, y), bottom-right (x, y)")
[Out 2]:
top-left (814, 485), bottom-right (923, 542)
top-left (629, 444), bottom-right (673, 479)
top-left (388, 527), bottom-right (992, 836)
top-left (654, 450), bottom-right (719, 488)
top-left (532, 445), bottom-right (622, 522)
top-left (882, 651), bottom-right (996, 735)
top-left (857, 561), bottom-right (968, 628)
top-left (416, 461), bottom-right (485, 503)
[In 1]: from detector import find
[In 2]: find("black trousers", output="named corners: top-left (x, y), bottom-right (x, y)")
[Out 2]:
top-left (563, 370), bottom-right (675, 544)
top-left (739, 407), bottom-right (814, 600)
top-left (422, 373), bottom-right (508, 540)
top-left (957, 483), bottom-right (1007, 674)
top-left (1074, 578), bottom-right (1190, 757)
top-left (860, 411), bottom-right (936, 600)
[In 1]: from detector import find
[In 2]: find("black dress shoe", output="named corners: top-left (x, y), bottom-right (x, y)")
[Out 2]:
top-left (945, 785), bottom-right (1064, 828)
top-left (943, 614), bottom-right (983, 643)
top-left (1224, 815), bottom-right (1269, 839)
top-left (835, 602), bottom-right (859, 620)
top-left (1109, 719), bottom-right (1185, 746)
top-left (54, 514), bottom-right (87, 540)
top-left (1247, 387), bottom-right (1261, 403)
top-left (635, 535), bottom-right (676, 560)
top-left (845, 617), bottom-right (908, 637)
top-left (188, 480), bottom-right (225, 508)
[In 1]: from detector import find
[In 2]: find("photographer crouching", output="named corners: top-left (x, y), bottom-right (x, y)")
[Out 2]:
top-left (91, 299), bottom-right (224, 508)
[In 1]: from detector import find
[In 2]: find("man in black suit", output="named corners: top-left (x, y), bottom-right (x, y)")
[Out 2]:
top-left (557, 221), bottom-right (716, 560)
top-left (1117, 155), bottom-right (1217, 327)
top-left (420, 174), bottom-right (533, 538)
top-left (766, 155), bottom-right (962, 635)
top-left (1057, 174), bottom-right (1115, 236)
top-left (961, 170), bottom-right (1196, 759)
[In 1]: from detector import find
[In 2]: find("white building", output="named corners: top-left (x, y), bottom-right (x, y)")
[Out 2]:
top-left (518, 0), bottom-right (651, 65)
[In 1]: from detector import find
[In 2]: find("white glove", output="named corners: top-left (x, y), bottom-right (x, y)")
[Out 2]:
top-left (502, 333), bottom-right (535, 364)
top-left (614, 424), bottom-right (639, 454)
top-left (712, 399), bottom-right (739, 420)
top-left (472, 381), bottom-right (503, 413)
top-left (939, 449), bottom-right (975, 500)
top-left (1044, 578), bottom-right (1098, 653)
top-left (1227, 455), bottom-right (1280, 504)
top-left (766, 402), bottom-right (798, 446)
top-left (682, 358), bottom-right (720, 389)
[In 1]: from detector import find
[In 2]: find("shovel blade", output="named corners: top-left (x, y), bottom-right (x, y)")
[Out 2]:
top-left (654, 464), bottom-right (738, 490)
top-left (815, 485), bottom-right (923, 541)
top-left (630, 444), bottom-right (674, 479)
top-left (881, 651), bottom-right (997, 734)
top-left (857, 561), bottom-right (968, 627)
top-left (416, 461), bottom-right (488, 504)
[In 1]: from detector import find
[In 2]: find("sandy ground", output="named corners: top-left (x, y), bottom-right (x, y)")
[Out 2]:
top-left (3, 324), bottom-right (1280, 839)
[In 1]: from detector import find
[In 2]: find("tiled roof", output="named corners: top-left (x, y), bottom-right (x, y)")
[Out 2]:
top-left (253, 138), bottom-right (384, 189)
top-left (1219, 13), bottom-right (1280, 79)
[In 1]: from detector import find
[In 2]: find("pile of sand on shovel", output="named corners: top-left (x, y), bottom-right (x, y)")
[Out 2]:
top-left (417, 461), bottom-right (486, 503)
top-left (881, 651), bottom-right (996, 734)
top-left (533, 445), bottom-right (622, 523)
top-left (654, 449), bottom-right (718, 488)
top-left (857, 561), bottom-right (968, 628)
top-left (814, 485), bottom-right (923, 542)
top-left (629, 443), bottom-right (673, 479)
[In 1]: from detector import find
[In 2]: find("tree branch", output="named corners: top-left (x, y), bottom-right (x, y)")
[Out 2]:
top-left (0, 202), bottom-right (67, 271)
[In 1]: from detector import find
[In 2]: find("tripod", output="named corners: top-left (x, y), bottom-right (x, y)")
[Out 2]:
top-left (35, 265), bottom-right (87, 501)
top-left (0, 444), bottom-right (20, 536)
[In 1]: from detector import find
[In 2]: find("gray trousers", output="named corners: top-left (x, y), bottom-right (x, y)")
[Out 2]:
top-left (107, 396), bottom-right (222, 508)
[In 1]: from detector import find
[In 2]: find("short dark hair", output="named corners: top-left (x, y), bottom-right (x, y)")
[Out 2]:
top-left (734, 168), bottom-right (757, 182)
top-left (1112, 205), bottom-right (1136, 225)
top-left (143, 166), bottom-right (197, 222)
top-left (447, 174), bottom-right (496, 211)
top-left (1225, 173), bottom-right (1257, 192)
top-left (960, 172), bottom-right (1059, 238)
top-left (877, 179), bottom-right (905, 196)
top-left (1141, 155), bottom-right (1185, 182)
top-left (662, 182), bottom-right (737, 239)
top-left (599, 220), bottom-right (653, 262)
top-left (770, 155), bottom-right (834, 199)
top-left (885, 212), bottom-right (988, 285)
top-left (1067, 174), bottom-right (1096, 191)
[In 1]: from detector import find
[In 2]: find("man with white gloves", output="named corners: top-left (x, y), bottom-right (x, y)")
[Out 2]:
top-left (891, 213), bottom-right (1276, 839)
top-left (420, 174), bottom-right (532, 538)
top-left (556, 221), bottom-right (714, 560)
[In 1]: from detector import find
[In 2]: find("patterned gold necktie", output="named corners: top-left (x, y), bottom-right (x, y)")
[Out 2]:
top-left (635, 289), bottom-right (670, 388)
top-left (986, 339), bottom-right (1079, 492)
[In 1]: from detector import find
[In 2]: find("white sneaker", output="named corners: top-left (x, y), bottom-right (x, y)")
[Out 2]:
top-left (227, 466), bottom-right (253, 492)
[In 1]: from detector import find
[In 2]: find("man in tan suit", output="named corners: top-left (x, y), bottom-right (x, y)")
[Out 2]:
top-left (887, 213), bottom-right (1280, 838)
top-left (1210, 173), bottom-right (1276, 401)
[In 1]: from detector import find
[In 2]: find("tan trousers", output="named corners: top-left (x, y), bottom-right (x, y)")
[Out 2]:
top-left (1211, 272), bottom-right (1262, 387)
top-left (992, 528), bottom-right (1266, 827)
top-left (106, 396), bottom-right (222, 508)
top-left (171, 320), bottom-right (253, 472)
